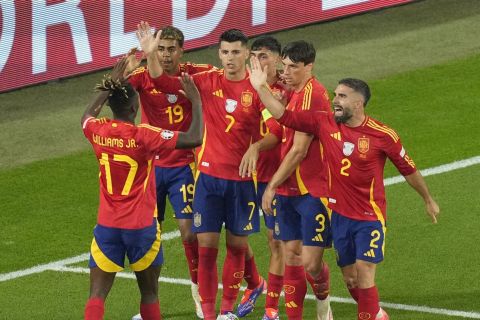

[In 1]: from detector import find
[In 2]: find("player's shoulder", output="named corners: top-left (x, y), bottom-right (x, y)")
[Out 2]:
top-left (299, 78), bottom-right (329, 111)
top-left (137, 123), bottom-right (163, 133)
top-left (84, 116), bottom-right (109, 127)
top-left (181, 62), bottom-right (214, 74)
top-left (364, 117), bottom-right (400, 143)
top-left (130, 66), bottom-right (147, 76)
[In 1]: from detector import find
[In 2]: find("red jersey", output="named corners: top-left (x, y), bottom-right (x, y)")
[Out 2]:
top-left (82, 117), bottom-right (178, 229)
top-left (152, 69), bottom-right (282, 181)
top-left (278, 111), bottom-right (417, 223)
top-left (128, 62), bottom-right (212, 167)
top-left (255, 81), bottom-right (285, 183)
top-left (277, 77), bottom-right (331, 198)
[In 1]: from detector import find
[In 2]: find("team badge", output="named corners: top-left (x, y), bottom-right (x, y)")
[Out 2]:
top-left (160, 130), bottom-right (174, 140)
top-left (342, 141), bottom-right (355, 156)
top-left (225, 99), bottom-right (238, 113)
top-left (241, 91), bottom-right (253, 107)
top-left (166, 94), bottom-right (178, 104)
top-left (194, 212), bottom-right (202, 227)
top-left (358, 312), bottom-right (372, 320)
top-left (233, 271), bottom-right (245, 279)
top-left (358, 137), bottom-right (369, 154)
top-left (283, 285), bottom-right (295, 294)
top-left (274, 221), bottom-right (280, 236)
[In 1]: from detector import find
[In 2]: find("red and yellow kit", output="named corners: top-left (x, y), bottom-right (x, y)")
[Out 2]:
top-left (128, 62), bottom-right (212, 167)
top-left (152, 70), bottom-right (282, 181)
top-left (255, 80), bottom-right (286, 183)
top-left (278, 111), bottom-right (417, 223)
top-left (276, 77), bottom-right (331, 198)
top-left (82, 117), bottom-right (178, 229)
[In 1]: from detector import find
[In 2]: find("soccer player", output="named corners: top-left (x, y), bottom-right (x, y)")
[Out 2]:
top-left (248, 41), bottom-right (333, 320)
top-left (237, 35), bottom-right (285, 320)
top-left (82, 57), bottom-right (204, 320)
top-left (126, 25), bottom-right (213, 319)
top-left (248, 68), bottom-right (440, 320)
top-left (136, 22), bottom-right (282, 320)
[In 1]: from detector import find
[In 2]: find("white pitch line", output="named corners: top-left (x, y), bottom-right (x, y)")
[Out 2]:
top-left (52, 266), bottom-right (480, 319)
top-left (0, 253), bottom-right (89, 282)
top-left (1, 155), bottom-right (479, 315)
top-left (384, 155), bottom-right (480, 186)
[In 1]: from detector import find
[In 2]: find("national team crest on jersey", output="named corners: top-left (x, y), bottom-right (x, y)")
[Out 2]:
top-left (225, 99), bottom-right (238, 113)
top-left (194, 212), bottom-right (201, 227)
top-left (161, 130), bottom-right (174, 140)
top-left (241, 91), bottom-right (253, 107)
top-left (166, 94), bottom-right (178, 104)
top-left (358, 137), bottom-right (370, 154)
top-left (343, 142), bottom-right (355, 156)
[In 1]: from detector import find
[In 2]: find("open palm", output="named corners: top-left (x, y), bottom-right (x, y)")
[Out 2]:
top-left (136, 21), bottom-right (160, 56)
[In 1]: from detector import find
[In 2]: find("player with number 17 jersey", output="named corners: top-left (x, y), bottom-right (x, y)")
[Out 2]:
top-left (82, 117), bottom-right (179, 229)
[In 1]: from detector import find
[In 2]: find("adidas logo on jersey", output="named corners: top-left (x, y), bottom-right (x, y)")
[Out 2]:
top-left (212, 89), bottom-right (223, 98)
top-left (330, 132), bottom-right (342, 141)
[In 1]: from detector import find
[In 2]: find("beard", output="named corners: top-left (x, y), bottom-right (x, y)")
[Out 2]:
top-left (334, 107), bottom-right (353, 124)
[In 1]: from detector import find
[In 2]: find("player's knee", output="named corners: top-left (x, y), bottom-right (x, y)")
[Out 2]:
top-left (343, 276), bottom-right (358, 289)
top-left (268, 237), bottom-right (283, 255)
top-left (284, 248), bottom-right (302, 265)
top-left (304, 259), bottom-right (322, 276)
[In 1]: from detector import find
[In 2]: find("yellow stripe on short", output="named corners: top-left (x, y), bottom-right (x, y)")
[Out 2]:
top-left (90, 238), bottom-right (123, 273)
top-left (130, 221), bottom-right (162, 272)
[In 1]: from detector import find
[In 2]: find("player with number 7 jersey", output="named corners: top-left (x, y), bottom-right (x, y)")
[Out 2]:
top-left (137, 23), bottom-right (282, 319)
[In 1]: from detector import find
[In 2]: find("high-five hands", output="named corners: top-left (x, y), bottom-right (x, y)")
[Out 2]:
top-left (136, 21), bottom-right (161, 56)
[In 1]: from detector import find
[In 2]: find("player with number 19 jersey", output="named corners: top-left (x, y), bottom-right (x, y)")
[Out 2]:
top-left (128, 63), bottom-right (213, 221)
top-left (129, 62), bottom-right (212, 167)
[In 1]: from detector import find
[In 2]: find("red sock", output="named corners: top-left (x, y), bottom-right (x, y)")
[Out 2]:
top-left (220, 245), bottom-right (247, 313)
top-left (265, 272), bottom-right (283, 309)
top-left (244, 255), bottom-right (261, 289)
top-left (283, 265), bottom-right (307, 320)
top-left (183, 240), bottom-right (199, 284)
top-left (305, 261), bottom-right (330, 300)
top-left (84, 297), bottom-right (104, 320)
top-left (140, 301), bottom-right (162, 320)
top-left (349, 287), bottom-right (359, 302)
top-left (358, 286), bottom-right (380, 320)
top-left (198, 247), bottom-right (219, 320)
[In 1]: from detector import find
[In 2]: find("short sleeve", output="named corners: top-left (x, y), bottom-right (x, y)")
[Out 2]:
top-left (137, 124), bottom-right (179, 153)
top-left (383, 132), bottom-right (417, 176)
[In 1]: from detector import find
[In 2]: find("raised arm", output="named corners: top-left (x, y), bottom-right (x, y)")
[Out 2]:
top-left (175, 74), bottom-right (204, 149)
top-left (81, 57), bottom-right (129, 124)
top-left (136, 21), bottom-right (183, 94)
top-left (404, 171), bottom-right (440, 223)
top-left (136, 21), bottom-right (164, 79)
